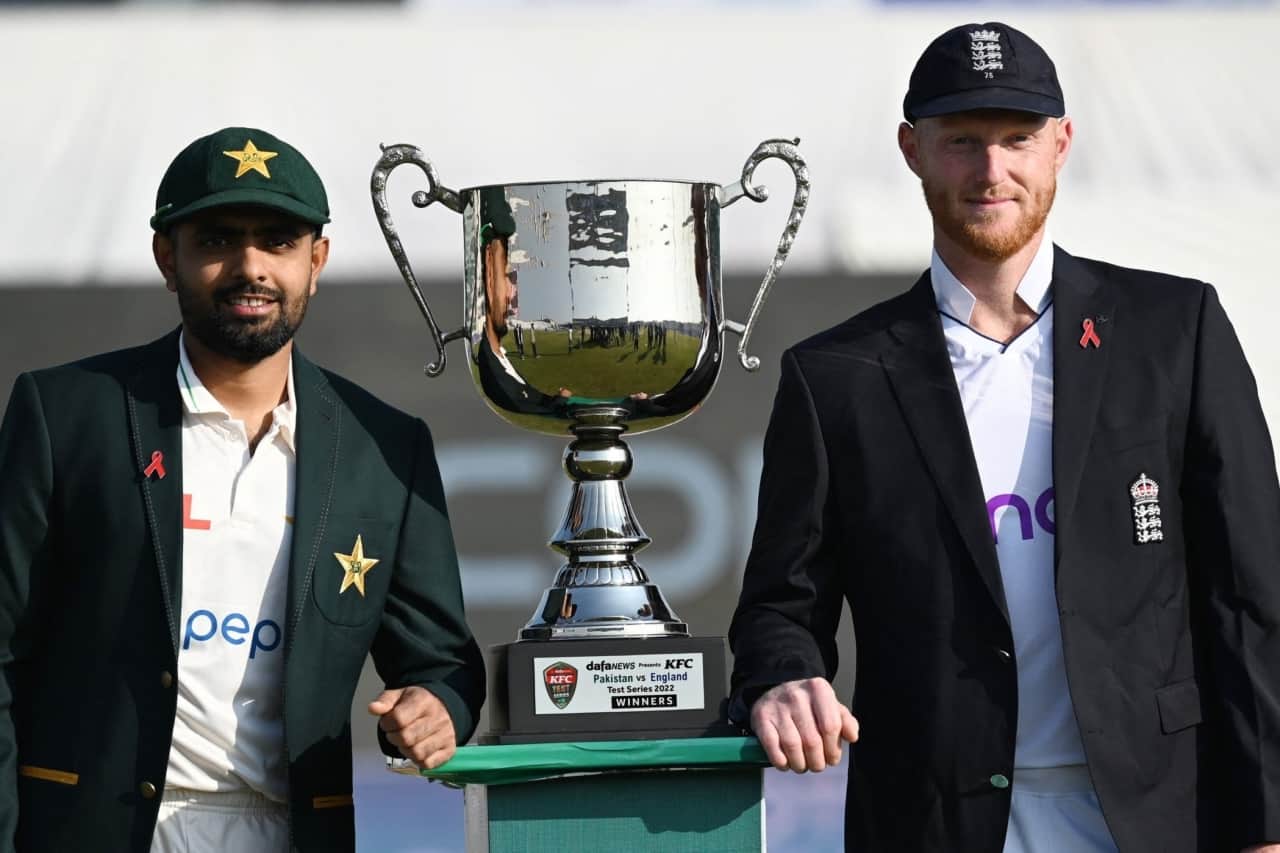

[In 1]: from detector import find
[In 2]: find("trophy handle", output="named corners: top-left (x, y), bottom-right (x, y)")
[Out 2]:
top-left (371, 143), bottom-right (467, 378)
top-left (717, 137), bottom-right (809, 372)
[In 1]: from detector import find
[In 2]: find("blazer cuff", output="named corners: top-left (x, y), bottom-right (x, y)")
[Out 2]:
top-left (727, 685), bottom-right (773, 731)
top-left (422, 681), bottom-right (477, 746)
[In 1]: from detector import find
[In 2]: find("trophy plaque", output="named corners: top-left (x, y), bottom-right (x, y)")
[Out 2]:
top-left (372, 140), bottom-right (808, 742)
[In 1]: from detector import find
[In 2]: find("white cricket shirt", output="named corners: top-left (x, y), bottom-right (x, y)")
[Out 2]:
top-left (932, 238), bottom-right (1087, 769)
top-left (166, 334), bottom-right (294, 801)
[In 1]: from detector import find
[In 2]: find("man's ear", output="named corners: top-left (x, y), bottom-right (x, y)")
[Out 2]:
top-left (153, 231), bottom-right (178, 293)
top-left (1053, 116), bottom-right (1074, 174)
top-left (309, 234), bottom-right (330, 297)
top-left (898, 121), bottom-right (924, 178)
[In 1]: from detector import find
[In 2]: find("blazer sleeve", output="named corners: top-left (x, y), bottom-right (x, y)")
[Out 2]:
top-left (369, 419), bottom-right (485, 752)
top-left (727, 348), bottom-right (846, 723)
top-left (1181, 283), bottom-right (1280, 846)
top-left (0, 374), bottom-right (55, 852)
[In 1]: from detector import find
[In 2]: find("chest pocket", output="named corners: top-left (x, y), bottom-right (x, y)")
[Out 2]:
top-left (1091, 420), bottom-right (1166, 455)
top-left (311, 516), bottom-right (397, 627)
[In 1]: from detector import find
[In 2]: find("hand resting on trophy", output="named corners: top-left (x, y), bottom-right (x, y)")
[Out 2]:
top-left (750, 677), bottom-right (860, 773)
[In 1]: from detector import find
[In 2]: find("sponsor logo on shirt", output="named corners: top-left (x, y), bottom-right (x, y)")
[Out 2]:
top-left (987, 487), bottom-right (1055, 543)
top-left (183, 609), bottom-right (283, 659)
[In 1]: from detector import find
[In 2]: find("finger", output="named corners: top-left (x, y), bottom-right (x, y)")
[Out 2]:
top-left (402, 729), bottom-right (457, 767)
top-left (811, 694), bottom-right (845, 766)
top-left (392, 724), bottom-right (447, 755)
top-left (367, 688), bottom-right (403, 717)
top-left (378, 687), bottom-right (443, 731)
top-left (840, 705), bottom-right (860, 745)
top-left (773, 711), bottom-right (811, 773)
top-left (754, 718), bottom-right (789, 771)
top-left (389, 710), bottom-right (454, 750)
top-left (381, 693), bottom-right (450, 733)
top-left (792, 706), bottom-right (827, 773)
top-left (415, 743), bottom-right (457, 771)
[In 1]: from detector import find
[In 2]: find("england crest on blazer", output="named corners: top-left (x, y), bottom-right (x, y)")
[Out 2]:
top-left (1130, 473), bottom-right (1164, 544)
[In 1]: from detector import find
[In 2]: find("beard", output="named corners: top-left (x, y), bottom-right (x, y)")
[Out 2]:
top-left (176, 276), bottom-right (309, 364)
top-left (924, 174), bottom-right (1056, 262)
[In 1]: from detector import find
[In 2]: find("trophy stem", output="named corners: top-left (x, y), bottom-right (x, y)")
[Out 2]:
top-left (519, 409), bottom-right (688, 640)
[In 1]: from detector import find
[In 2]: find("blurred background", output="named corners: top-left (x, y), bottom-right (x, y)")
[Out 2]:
top-left (2, 0), bottom-right (1277, 849)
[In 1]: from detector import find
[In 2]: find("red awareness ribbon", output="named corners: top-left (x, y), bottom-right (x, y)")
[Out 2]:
top-left (1079, 318), bottom-right (1101, 349)
top-left (143, 450), bottom-right (166, 480)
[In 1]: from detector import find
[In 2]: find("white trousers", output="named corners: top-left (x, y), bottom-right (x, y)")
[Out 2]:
top-left (1003, 766), bottom-right (1120, 853)
top-left (150, 788), bottom-right (289, 853)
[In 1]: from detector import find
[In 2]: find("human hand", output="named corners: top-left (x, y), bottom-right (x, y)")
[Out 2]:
top-left (750, 677), bottom-right (859, 772)
top-left (1241, 845), bottom-right (1280, 852)
top-left (368, 686), bottom-right (457, 769)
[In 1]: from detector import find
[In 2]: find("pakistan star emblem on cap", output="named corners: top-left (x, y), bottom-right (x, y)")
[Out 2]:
top-left (223, 139), bottom-right (278, 179)
top-left (334, 534), bottom-right (380, 597)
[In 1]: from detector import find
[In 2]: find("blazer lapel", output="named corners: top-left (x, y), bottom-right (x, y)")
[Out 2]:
top-left (882, 274), bottom-right (1010, 624)
top-left (285, 349), bottom-right (340, 648)
top-left (1050, 247), bottom-right (1115, 555)
top-left (126, 329), bottom-right (185, 653)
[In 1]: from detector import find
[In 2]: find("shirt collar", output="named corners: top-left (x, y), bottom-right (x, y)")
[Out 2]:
top-left (176, 331), bottom-right (297, 452)
top-left (931, 234), bottom-right (1055, 324)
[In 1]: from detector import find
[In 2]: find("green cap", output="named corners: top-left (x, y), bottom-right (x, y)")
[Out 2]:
top-left (150, 126), bottom-right (330, 231)
top-left (479, 186), bottom-right (516, 243)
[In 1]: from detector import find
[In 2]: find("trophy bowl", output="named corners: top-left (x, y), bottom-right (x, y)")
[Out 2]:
top-left (371, 140), bottom-right (807, 643)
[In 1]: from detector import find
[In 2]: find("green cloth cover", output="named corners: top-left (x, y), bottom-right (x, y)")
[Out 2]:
top-left (420, 737), bottom-right (768, 786)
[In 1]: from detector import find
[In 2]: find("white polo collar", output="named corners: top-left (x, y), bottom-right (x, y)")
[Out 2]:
top-left (931, 234), bottom-right (1055, 324)
top-left (176, 331), bottom-right (297, 452)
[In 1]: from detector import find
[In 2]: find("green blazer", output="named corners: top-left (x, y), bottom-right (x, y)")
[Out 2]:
top-left (0, 330), bottom-right (484, 853)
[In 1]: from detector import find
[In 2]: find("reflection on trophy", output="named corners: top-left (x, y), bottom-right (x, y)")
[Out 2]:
top-left (372, 141), bottom-right (807, 741)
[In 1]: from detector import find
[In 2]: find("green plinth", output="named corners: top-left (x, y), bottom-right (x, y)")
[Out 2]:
top-left (416, 737), bottom-right (769, 852)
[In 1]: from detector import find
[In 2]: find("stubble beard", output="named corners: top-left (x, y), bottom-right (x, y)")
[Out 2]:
top-left (924, 175), bottom-right (1056, 262)
top-left (176, 275), bottom-right (309, 364)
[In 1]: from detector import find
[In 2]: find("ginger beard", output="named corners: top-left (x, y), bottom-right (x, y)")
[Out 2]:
top-left (923, 173), bottom-right (1056, 263)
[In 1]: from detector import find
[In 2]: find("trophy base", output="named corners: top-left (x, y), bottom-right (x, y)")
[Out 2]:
top-left (481, 636), bottom-right (736, 745)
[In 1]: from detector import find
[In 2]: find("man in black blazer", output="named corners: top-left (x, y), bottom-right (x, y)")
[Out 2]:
top-left (0, 127), bottom-right (484, 852)
top-left (729, 22), bottom-right (1280, 853)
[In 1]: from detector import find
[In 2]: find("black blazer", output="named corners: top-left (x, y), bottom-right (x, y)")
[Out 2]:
top-left (729, 247), bottom-right (1280, 853)
top-left (0, 330), bottom-right (485, 853)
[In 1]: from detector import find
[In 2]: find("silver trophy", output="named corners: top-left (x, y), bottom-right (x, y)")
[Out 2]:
top-left (371, 140), bottom-right (807, 644)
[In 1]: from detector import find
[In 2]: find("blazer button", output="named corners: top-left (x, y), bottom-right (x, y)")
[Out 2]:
top-left (989, 774), bottom-right (1010, 790)
top-left (160, 671), bottom-right (174, 688)
top-left (139, 781), bottom-right (158, 799)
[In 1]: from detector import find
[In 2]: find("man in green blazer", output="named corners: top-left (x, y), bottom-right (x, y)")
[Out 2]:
top-left (0, 127), bottom-right (485, 852)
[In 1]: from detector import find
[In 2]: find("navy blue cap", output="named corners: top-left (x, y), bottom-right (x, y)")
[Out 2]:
top-left (904, 23), bottom-right (1065, 123)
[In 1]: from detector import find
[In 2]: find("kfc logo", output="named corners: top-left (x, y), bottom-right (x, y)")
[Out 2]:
top-left (543, 661), bottom-right (578, 710)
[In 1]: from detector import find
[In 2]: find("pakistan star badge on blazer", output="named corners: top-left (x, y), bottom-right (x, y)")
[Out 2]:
top-left (334, 534), bottom-right (380, 596)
